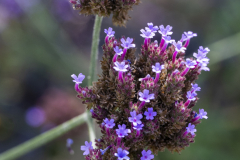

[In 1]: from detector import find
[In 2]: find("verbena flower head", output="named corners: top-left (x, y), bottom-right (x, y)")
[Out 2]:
top-left (116, 124), bottom-right (131, 138)
top-left (144, 108), bottom-right (157, 120)
top-left (141, 150), bottom-right (154, 160)
top-left (139, 89), bottom-right (155, 102)
top-left (133, 123), bottom-right (144, 130)
top-left (158, 25), bottom-right (173, 36)
top-left (71, 73), bottom-right (85, 84)
top-left (121, 37), bottom-right (136, 49)
top-left (173, 41), bottom-right (186, 52)
top-left (186, 91), bottom-right (197, 101)
top-left (183, 31), bottom-right (197, 40)
top-left (140, 29), bottom-right (155, 39)
top-left (152, 62), bottom-right (164, 73)
top-left (114, 46), bottom-right (123, 56)
top-left (145, 23), bottom-right (159, 33)
top-left (114, 62), bottom-right (128, 72)
top-left (199, 109), bottom-right (208, 119)
top-left (103, 118), bottom-right (115, 128)
top-left (81, 141), bottom-right (93, 155)
top-left (191, 83), bottom-right (201, 92)
top-left (129, 111), bottom-right (143, 126)
top-left (186, 123), bottom-right (197, 135)
top-left (114, 148), bottom-right (130, 160)
top-left (104, 27), bottom-right (115, 37)
top-left (185, 58), bottom-right (197, 68)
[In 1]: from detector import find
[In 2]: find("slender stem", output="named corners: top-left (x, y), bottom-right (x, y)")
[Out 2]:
top-left (0, 113), bottom-right (87, 160)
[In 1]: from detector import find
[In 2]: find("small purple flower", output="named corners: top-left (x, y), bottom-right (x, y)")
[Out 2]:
top-left (113, 62), bottom-right (128, 72)
top-left (186, 123), bottom-right (197, 135)
top-left (144, 108), bottom-right (157, 120)
top-left (199, 109), bottom-right (208, 119)
top-left (133, 123), bottom-right (144, 130)
top-left (81, 141), bottom-right (93, 155)
top-left (114, 148), bottom-right (130, 160)
top-left (140, 28), bottom-right (155, 38)
top-left (198, 46), bottom-right (210, 55)
top-left (114, 46), bottom-right (123, 56)
top-left (121, 37), bottom-right (135, 49)
top-left (139, 74), bottom-right (151, 81)
top-left (158, 25), bottom-right (173, 36)
top-left (186, 91), bottom-right (197, 101)
top-left (185, 58), bottom-right (197, 68)
top-left (163, 35), bottom-right (174, 44)
top-left (145, 23), bottom-right (159, 33)
top-left (128, 111), bottom-right (143, 126)
top-left (139, 89), bottom-right (155, 102)
top-left (173, 41), bottom-right (186, 53)
top-left (152, 62), bottom-right (164, 73)
top-left (199, 61), bottom-right (210, 71)
top-left (104, 27), bottom-right (115, 37)
top-left (141, 150), bottom-right (154, 160)
top-left (191, 83), bottom-right (201, 92)
top-left (103, 118), bottom-right (115, 128)
top-left (181, 33), bottom-right (187, 42)
top-left (193, 51), bottom-right (209, 63)
top-left (71, 73), bottom-right (85, 84)
top-left (183, 31), bottom-right (197, 40)
top-left (66, 138), bottom-right (73, 147)
top-left (116, 124), bottom-right (131, 138)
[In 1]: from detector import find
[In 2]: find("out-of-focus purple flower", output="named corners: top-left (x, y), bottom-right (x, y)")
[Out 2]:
top-left (114, 148), bottom-right (130, 160)
top-left (103, 118), bottom-right (115, 128)
top-left (140, 29), bottom-right (155, 39)
top-left (198, 46), bottom-right (210, 55)
top-left (186, 91), bottom-right (197, 101)
top-left (186, 123), bottom-right (197, 135)
top-left (121, 37), bottom-right (135, 49)
top-left (104, 27), bottom-right (115, 37)
top-left (25, 107), bottom-right (45, 127)
top-left (173, 41), bottom-right (186, 53)
top-left (0, 0), bottom-right (22, 17)
top-left (152, 62), bottom-right (164, 73)
top-left (139, 89), bottom-right (155, 103)
top-left (144, 108), bottom-right (157, 120)
top-left (163, 35), bottom-right (174, 44)
top-left (145, 23), bottom-right (158, 33)
top-left (114, 46), bottom-right (123, 56)
top-left (199, 109), bottom-right (208, 119)
top-left (141, 150), bottom-right (154, 160)
top-left (133, 123), bottom-right (144, 130)
top-left (191, 83), bottom-right (201, 92)
top-left (185, 58), bottom-right (197, 68)
top-left (158, 25), bottom-right (173, 36)
top-left (116, 124), bottom-right (131, 138)
top-left (81, 141), bottom-right (93, 155)
top-left (113, 62), bottom-right (128, 72)
top-left (52, 0), bottom-right (75, 21)
top-left (66, 138), bottom-right (73, 147)
top-left (128, 111), bottom-right (143, 126)
top-left (71, 73), bottom-right (85, 84)
top-left (183, 31), bottom-right (197, 41)
top-left (199, 60), bottom-right (210, 71)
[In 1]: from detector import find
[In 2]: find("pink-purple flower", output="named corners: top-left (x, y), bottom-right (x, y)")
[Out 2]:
top-left (144, 108), bottom-right (157, 120)
top-left (116, 124), bottom-right (131, 138)
top-left (81, 141), bottom-right (93, 155)
top-left (158, 25), bottom-right (173, 36)
top-left (152, 62), bottom-right (164, 73)
top-left (141, 150), bottom-right (154, 160)
top-left (114, 46), bottom-right (123, 56)
top-left (113, 62), bottom-right (128, 72)
top-left (173, 41), bottom-right (186, 53)
top-left (145, 23), bottom-right (159, 33)
top-left (198, 46), bottom-right (210, 55)
top-left (104, 27), bottom-right (115, 37)
top-left (139, 89), bottom-right (155, 103)
top-left (121, 37), bottom-right (135, 49)
top-left (185, 58), bottom-right (197, 68)
top-left (140, 28), bottom-right (155, 39)
top-left (114, 148), bottom-right (130, 160)
top-left (186, 91), bottom-right (197, 101)
top-left (186, 123), bottom-right (197, 135)
top-left (183, 31), bottom-right (197, 41)
top-left (199, 109), bottom-right (208, 119)
top-left (191, 83), bottom-right (201, 92)
top-left (71, 73), bottom-right (85, 84)
top-left (133, 123), bottom-right (144, 130)
top-left (128, 111), bottom-right (143, 126)
top-left (103, 118), bottom-right (115, 128)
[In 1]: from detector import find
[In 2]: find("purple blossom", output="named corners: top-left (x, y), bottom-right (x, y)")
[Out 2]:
top-left (145, 23), bottom-right (159, 33)
top-left (198, 46), bottom-right (210, 55)
top-left (104, 27), bottom-right (115, 37)
top-left (66, 138), bottom-right (73, 147)
top-left (181, 33), bottom-right (187, 42)
top-left (152, 62), bottom-right (164, 73)
top-left (121, 37), bottom-right (135, 49)
top-left (129, 111), bottom-right (143, 126)
top-left (100, 146), bottom-right (110, 155)
top-left (71, 73), bottom-right (85, 84)
top-left (114, 46), bottom-right (123, 56)
top-left (141, 150), bottom-right (154, 160)
top-left (173, 41), bottom-right (186, 53)
top-left (199, 109), bottom-right (208, 119)
top-left (116, 124), bottom-right (131, 138)
top-left (186, 91), bottom-right (197, 101)
top-left (139, 89), bottom-right (155, 102)
top-left (25, 107), bottom-right (45, 127)
top-left (113, 62), bottom-right (128, 72)
top-left (186, 123), bottom-right (197, 135)
top-left (163, 35), bottom-right (174, 44)
top-left (133, 123), bottom-right (144, 130)
top-left (183, 31), bottom-right (197, 40)
top-left (144, 108), bottom-right (157, 120)
top-left (158, 25), bottom-right (173, 36)
top-left (103, 118), bottom-right (115, 128)
top-left (139, 74), bottom-right (151, 81)
top-left (140, 28), bottom-right (155, 38)
top-left (191, 83), bottom-right (201, 92)
top-left (81, 141), bottom-right (93, 155)
top-left (193, 51), bottom-right (209, 63)
top-left (185, 58), bottom-right (197, 68)
top-left (114, 148), bottom-right (130, 160)
top-left (199, 60), bottom-right (210, 71)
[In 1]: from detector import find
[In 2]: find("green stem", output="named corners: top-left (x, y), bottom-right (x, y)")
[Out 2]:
top-left (0, 113), bottom-right (87, 160)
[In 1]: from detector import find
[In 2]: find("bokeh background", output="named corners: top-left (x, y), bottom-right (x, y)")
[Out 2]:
top-left (0, 0), bottom-right (240, 159)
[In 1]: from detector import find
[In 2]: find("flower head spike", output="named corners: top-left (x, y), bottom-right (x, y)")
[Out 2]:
top-left (140, 29), bottom-right (155, 39)
top-left (114, 46), bottom-right (123, 56)
top-left (152, 62), bottom-right (164, 73)
top-left (71, 73), bottom-right (85, 84)
top-left (114, 148), bottom-right (130, 160)
top-left (139, 89), bottom-right (155, 102)
top-left (159, 25), bottom-right (173, 36)
top-left (173, 41), bottom-right (186, 53)
top-left (103, 118), bottom-right (115, 128)
top-left (184, 31), bottom-right (197, 40)
top-left (113, 62), bottom-right (128, 72)
top-left (145, 23), bottom-right (159, 33)
top-left (191, 83), bottom-right (201, 92)
top-left (198, 46), bottom-right (210, 55)
top-left (163, 35), bottom-right (174, 44)
top-left (121, 37), bottom-right (135, 49)
top-left (141, 150), bottom-right (154, 160)
top-left (81, 141), bottom-right (93, 155)
top-left (116, 124), bottom-right (131, 138)
top-left (104, 27), bottom-right (115, 37)
top-left (186, 123), bottom-right (197, 135)
top-left (128, 111), bottom-right (143, 126)
top-left (186, 91), bottom-right (197, 101)
top-left (144, 108), bottom-right (157, 120)
top-left (199, 109), bottom-right (208, 119)
top-left (185, 58), bottom-right (197, 68)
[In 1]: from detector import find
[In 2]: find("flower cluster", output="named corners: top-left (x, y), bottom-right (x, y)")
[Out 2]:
top-left (69, 0), bottom-right (140, 26)
top-left (72, 23), bottom-right (209, 159)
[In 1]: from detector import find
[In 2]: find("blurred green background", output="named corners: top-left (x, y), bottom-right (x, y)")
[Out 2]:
top-left (0, 0), bottom-right (240, 159)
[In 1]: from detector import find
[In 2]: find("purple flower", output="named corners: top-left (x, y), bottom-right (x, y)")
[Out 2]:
top-left (163, 35), bottom-right (174, 44)
top-left (128, 111), bottom-right (143, 126)
top-left (100, 146), bottom-right (110, 155)
top-left (139, 74), bottom-right (151, 81)
top-left (113, 62), bottom-right (128, 72)
top-left (181, 33), bottom-right (187, 42)
top-left (121, 37), bottom-right (135, 49)
top-left (103, 118), bottom-right (115, 128)
top-left (141, 150), bottom-right (154, 160)
top-left (81, 141), bottom-right (93, 155)
top-left (104, 27), bottom-right (115, 37)
top-left (172, 41), bottom-right (186, 53)
top-left (199, 109), bottom-right (208, 119)
top-left (186, 91), bottom-right (197, 101)
top-left (145, 23), bottom-right (159, 33)
top-left (140, 29), bottom-right (155, 38)
top-left (133, 123), bottom-right (144, 130)
top-left (193, 51), bottom-right (209, 63)
top-left (158, 25), bottom-right (173, 36)
top-left (144, 108), bottom-right (157, 120)
top-left (199, 61), bottom-right (210, 71)
top-left (66, 138), bottom-right (73, 147)
top-left (71, 73), bottom-right (85, 84)
top-left (183, 31), bottom-right (197, 40)
top-left (186, 123), bottom-right (197, 135)
top-left (152, 62), bottom-right (164, 73)
top-left (114, 148), bottom-right (130, 160)
top-left (114, 46), bottom-right (123, 56)
top-left (191, 83), bottom-right (201, 92)
top-left (116, 124), bottom-right (131, 138)
top-left (139, 89), bottom-right (155, 102)
top-left (185, 58), bottom-right (197, 68)
top-left (198, 46), bottom-right (210, 55)
top-left (25, 107), bottom-right (45, 127)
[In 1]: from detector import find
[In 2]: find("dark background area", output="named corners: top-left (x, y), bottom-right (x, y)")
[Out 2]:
top-left (0, 0), bottom-right (240, 159)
